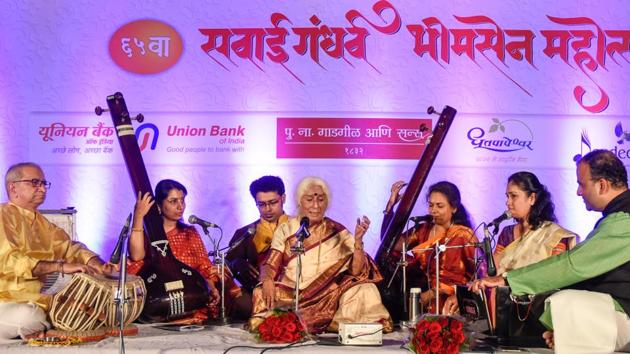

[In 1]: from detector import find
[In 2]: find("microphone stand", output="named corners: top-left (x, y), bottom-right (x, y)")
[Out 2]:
top-left (290, 237), bottom-right (305, 313)
top-left (413, 242), bottom-right (479, 315)
top-left (402, 239), bottom-right (408, 316)
top-left (202, 226), bottom-right (229, 325)
top-left (217, 249), bottom-right (228, 325)
top-left (386, 233), bottom-right (409, 316)
top-left (386, 221), bottom-right (427, 321)
top-left (483, 225), bottom-right (497, 277)
top-left (115, 227), bottom-right (130, 354)
top-left (290, 219), bottom-right (310, 314)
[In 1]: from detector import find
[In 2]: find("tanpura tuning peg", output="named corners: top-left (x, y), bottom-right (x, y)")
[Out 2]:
top-left (132, 113), bottom-right (144, 123)
top-left (94, 106), bottom-right (109, 116)
top-left (426, 106), bottom-right (441, 116)
top-left (96, 106), bottom-right (144, 123)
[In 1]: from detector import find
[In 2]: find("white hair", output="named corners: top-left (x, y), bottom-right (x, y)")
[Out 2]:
top-left (5, 162), bottom-right (42, 196)
top-left (295, 176), bottom-right (332, 207)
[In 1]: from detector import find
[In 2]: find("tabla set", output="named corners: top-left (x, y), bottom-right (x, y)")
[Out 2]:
top-left (35, 272), bottom-right (146, 345)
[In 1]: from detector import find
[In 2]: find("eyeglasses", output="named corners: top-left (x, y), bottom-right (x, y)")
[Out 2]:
top-left (13, 179), bottom-right (52, 189)
top-left (256, 198), bottom-right (280, 208)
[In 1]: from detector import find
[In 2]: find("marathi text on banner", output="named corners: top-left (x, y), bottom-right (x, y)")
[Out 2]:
top-left (277, 117), bottom-right (431, 159)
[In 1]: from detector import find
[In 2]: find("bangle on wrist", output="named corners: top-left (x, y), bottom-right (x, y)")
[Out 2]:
top-left (132, 227), bottom-right (144, 232)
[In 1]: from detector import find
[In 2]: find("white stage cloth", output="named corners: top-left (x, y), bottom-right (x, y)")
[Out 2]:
top-left (0, 324), bottom-right (556, 354)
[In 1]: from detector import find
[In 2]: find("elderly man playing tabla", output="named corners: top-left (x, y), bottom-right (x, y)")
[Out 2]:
top-left (0, 162), bottom-right (114, 341)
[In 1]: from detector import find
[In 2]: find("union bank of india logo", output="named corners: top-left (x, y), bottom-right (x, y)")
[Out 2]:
top-left (467, 118), bottom-right (534, 153)
top-left (136, 123), bottom-right (159, 152)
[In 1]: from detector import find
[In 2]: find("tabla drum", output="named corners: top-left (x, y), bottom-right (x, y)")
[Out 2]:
top-left (49, 272), bottom-right (146, 331)
top-left (103, 273), bottom-right (146, 328)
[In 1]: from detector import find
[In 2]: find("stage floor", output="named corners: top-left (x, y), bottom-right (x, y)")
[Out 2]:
top-left (0, 323), bottom-right (556, 354)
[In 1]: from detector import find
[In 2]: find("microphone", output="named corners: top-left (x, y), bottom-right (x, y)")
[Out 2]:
top-left (487, 211), bottom-right (512, 235)
top-left (295, 216), bottom-right (310, 241)
top-left (482, 211), bottom-right (510, 276)
top-left (188, 214), bottom-right (220, 229)
top-left (409, 214), bottom-right (432, 224)
top-left (109, 213), bottom-right (132, 264)
top-left (211, 226), bottom-right (255, 257)
top-left (230, 226), bottom-right (256, 250)
top-left (483, 235), bottom-right (497, 276)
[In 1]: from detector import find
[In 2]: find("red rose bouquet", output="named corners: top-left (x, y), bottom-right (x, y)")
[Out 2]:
top-left (255, 309), bottom-right (306, 344)
top-left (410, 315), bottom-right (466, 354)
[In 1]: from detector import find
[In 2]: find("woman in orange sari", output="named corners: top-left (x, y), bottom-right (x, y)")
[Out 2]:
top-left (129, 179), bottom-right (243, 323)
top-left (386, 181), bottom-right (479, 314)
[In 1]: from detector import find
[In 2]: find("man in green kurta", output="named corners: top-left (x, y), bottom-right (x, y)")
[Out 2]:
top-left (473, 150), bottom-right (630, 353)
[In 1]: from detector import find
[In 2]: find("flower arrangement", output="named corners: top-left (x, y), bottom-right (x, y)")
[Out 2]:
top-left (410, 315), bottom-right (466, 354)
top-left (255, 309), bottom-right (306, 344)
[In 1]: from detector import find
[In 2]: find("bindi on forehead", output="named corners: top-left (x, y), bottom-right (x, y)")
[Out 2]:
top-left (304, 193), bottom-right (326, 197)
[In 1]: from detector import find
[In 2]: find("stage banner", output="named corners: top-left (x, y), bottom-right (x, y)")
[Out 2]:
top-left (440, 115), bottom-right (630, 169)
top-left (28, 113), bottom-right (431, 165)
top-left (277, 117), bottom-right (431, 159)
top-left (29, 112), bottom-right (630, 168)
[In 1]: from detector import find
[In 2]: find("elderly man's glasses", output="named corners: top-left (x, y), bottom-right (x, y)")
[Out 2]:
top-left (256, 198), bottom-right (280, 208)
top-left (13, 179), bottom-right (52, 189)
